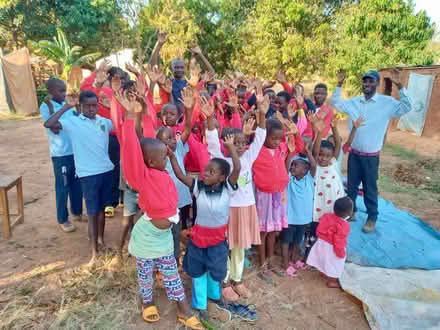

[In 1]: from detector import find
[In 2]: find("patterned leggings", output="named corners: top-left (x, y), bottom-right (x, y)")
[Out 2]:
top-left (136, 254), bottom-right (185, 304)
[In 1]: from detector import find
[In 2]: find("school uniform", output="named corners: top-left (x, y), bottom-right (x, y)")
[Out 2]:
top-left (59, 113), bottom-right (114, 216)
top-left (40, 101), bottom-right (83, 224)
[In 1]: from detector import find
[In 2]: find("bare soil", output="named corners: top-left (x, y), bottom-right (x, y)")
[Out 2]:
top-left (1, 118), bottom-right (438, 329)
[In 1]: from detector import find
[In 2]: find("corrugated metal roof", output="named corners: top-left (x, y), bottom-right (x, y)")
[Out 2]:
top-left (379, 65), bottom-right (440, 71)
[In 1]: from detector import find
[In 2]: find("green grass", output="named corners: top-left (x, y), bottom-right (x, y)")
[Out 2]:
top-left (383, 144), bottom-right (421, 161)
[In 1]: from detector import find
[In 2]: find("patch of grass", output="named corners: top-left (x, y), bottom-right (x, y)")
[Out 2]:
top-left (378, 174), bottom-right (423, 196)
top-left (383, 143), bottom-right (421, 161)
top-left (0, 111), bottom-right (40, 121)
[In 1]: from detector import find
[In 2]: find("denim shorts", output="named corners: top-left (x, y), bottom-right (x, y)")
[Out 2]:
top-left (280, 224), bottom-right (307, 246)
top-left (123, 186), bottom-right (139, 217)
top-left (80, 171), bottom-right (113, 216)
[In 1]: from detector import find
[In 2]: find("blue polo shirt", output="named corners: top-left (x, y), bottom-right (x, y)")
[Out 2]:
top-left (40, 101), bottom-right (74, 157)
top-left (59, 114), bottom-right (114, 178)
top-left (165, 140), bottom-right (192, 208)
top-left (287, 172), bottom-right (314, 225)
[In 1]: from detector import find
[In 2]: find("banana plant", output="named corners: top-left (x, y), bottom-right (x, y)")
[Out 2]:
top-left (29, 28), bottom-right (101, 81)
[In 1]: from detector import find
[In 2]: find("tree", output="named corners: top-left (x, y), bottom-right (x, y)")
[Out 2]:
top-left (29, 28), bottom-right (101, 81)
top-left (0, 0), bottom-right (121, 55)
top-left (232, 0), bottom-right (331, 81)
top-left (325, 0), bottom-right (436, 94)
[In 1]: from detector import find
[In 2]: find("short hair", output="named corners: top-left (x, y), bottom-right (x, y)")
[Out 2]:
top-left (334, 197), bottom-right (353, 217)
top-left (122, 80), bottom-right (136, 91)
top-left (314, 83), bottom-right (328, 91)
top-left (161, 103), bottom-right (178, 113)
top-left (46, 78), bottom-right (64, 90)
top-left (79, 90), bottom-right (98, 104)
top-left (266, 118), bottom-right (283, 136)
top-left (139, 137), bottom-right (166, 161)
top-left (296, 158), bottom-right (311, 171)
top-left (221, 127), bottom-right (243, 139)
top-left (171, 58), bottom-right (184, 69)
top-left (320, 140), bottom-right (335, 152)
top-left (210, 157), bottom-right (231, 178)
top-left (264, 88), bottom-right (275, 95)
top-left (108, 67), bottom-right (125, 78)
top-left (277, 91), bottom-right (291, 103)
top-left (156, 126), bottom-right (173, 139)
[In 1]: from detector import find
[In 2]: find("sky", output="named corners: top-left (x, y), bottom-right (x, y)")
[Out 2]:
top-left (415, 0), bottom-right (440, 27)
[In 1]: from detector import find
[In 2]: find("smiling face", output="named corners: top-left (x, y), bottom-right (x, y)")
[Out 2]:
top-left (157, 127), bottom-right (177, 152)
top-left (81, 96), bottom-right (99, 119)
top-left (172, 59), bottom-right (185, 80)
top-left (233, 133), bottom-right (247, 157)
top-left (318, 146), bottom-right (333, 167)
top-left (362, 77), bottom-right (378, 97)
top-left (161, 104), bottom-right (179, 126)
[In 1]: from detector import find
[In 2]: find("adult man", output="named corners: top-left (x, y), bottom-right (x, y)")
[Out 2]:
top-left (331, 69), bottom-right (411, 233)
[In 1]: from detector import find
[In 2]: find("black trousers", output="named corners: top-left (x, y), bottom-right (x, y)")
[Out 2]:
top-left (108, 134), bottom-right (121, 207)
top-left (347, 152), bottom-right (379, 221)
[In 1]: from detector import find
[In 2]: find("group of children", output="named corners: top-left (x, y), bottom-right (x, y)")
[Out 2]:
top-left (41, 42), bottom-right (361, 328)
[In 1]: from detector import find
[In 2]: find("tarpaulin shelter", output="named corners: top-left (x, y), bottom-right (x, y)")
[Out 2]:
top-left (379, 65), bottom-right (440, 138)
top-left (0, 48), bottom-right (39, 114)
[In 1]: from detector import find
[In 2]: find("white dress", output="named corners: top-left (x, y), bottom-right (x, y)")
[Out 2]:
top-left (313, 158), bottom-right (345, 222)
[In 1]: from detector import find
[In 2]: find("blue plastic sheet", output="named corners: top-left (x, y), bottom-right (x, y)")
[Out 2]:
top-left (347, 197), bottom-right (440, 270)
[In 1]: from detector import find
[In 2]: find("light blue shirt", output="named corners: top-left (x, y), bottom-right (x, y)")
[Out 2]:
top-left (59, 114), bottom-right (114, 178)
top-left (287, 172), bottom-right (314, 225)
top-left (40, 101), bottom-right (74, 157)
top-left (165, 140), bottom-right (192, 208)
top-left (331, 87), bottom-right (412, 153)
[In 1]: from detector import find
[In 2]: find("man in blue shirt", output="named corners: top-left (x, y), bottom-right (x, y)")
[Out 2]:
top-left (44, 90), bottom-right (114, 265)
top-left (331, 69), bottom-right (411, 233)
top-left (40, 78), bottom-right (83, 233)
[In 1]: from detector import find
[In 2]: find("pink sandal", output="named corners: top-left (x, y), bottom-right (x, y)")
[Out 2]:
top-left (294, 260), bottom-right (308, 270)
top-left (286, 266), bottom-right (297, 277)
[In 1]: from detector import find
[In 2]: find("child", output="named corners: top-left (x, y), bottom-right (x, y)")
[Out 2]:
top-left (205, 93), bottom-right (268, 300)
top-left (252, 117), bottom-right (303, 282)
top-left (40, 78), bottom-right (83, 233)
top-left (306, 196), bottom-right (353, 288)
top-left (169, 132), bottom-right (240, 322)
top-left (311, 118), bottom-right (345, 237)
top-left (114, 93), bottom-right (203, 329)
top-left (156, 87), bottom-right (194, 264)
top-left (44, 90), bottom-right (114, 265)
top-left (280, 144), bottom-right (317, 276)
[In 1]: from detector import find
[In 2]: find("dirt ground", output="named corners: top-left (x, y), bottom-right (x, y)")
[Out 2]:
top-left (0, 117), bottom-right (439, 329)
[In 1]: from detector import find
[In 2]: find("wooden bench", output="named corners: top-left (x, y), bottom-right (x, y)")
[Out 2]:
top-left (0, 176), bottom-right (24, 239)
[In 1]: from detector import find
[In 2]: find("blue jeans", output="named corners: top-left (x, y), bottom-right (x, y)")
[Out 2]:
top-left (52, 155), bottom-right (83, 224)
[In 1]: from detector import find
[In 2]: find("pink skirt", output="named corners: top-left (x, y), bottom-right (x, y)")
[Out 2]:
top-left (228, 205), bottom-right (261, 249)
top-left (255, 189), bottom-right (288, 232)
top-left (307, 239), bottom-right (346, 278)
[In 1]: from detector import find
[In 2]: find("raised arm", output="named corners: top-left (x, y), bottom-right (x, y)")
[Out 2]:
top-left (190, 46), bottom-right (215, 74)
top-left (330, 70), bottom-right (356, 118)
top-left (344, 117), bottom-right (365, 153)
top-left (43, 104), bottom-right (75, 129)
top-left (201, 96), bottom-right (223, 159)
top-left (169, 149), bottom-right (194, 188)
top-left (179, 87), bottom-right (195, 144)
top-left (256, 87), bottom-right (270, 129)
top-left (389, 69), bottom-right (412, 118)
top-left (312, 117), bottom-right (325, 159)
top-left (223, 135), bottom-right (241, 185)
top-left (330, 118), bottom-right (342, 159)
top-left (149, 31), bottom-right (168, 65)
top-left (304, 143), bottom-right (317, 177)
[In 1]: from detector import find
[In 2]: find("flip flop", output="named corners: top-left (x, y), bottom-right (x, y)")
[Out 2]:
top-left (286, 266), bottom-right (297, 277)
top-left (142, 305), bottom-right (160, 323)
top-left (104, 206), bottom-right (115, 218)
top-left (293, 260), bottom-right (308, 270)
top-left (176, 315), bottom-right (205, 330)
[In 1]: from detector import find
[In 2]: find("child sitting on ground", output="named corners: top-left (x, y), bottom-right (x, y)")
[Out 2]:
top-left (306, 196), bottom-right (353, 288)
top-left (205, 92), bottom-right (268, 301)
top-left (114, 90), bottom-right (203, 329)
top-left (170, 130), bottom-right (240, 322)
top-left (280, 144), bottom-right (317, 277)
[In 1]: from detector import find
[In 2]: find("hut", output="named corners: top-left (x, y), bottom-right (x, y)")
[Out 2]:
top-left (379, 65), bottom-right (440, 138)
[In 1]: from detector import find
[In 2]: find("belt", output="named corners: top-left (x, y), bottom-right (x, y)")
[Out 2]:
top-left (351, 149), bottom-right (380, 157)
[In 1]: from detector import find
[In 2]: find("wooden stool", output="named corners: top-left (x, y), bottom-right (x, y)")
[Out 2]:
top-left (0, 176), bottom-right (24, 239)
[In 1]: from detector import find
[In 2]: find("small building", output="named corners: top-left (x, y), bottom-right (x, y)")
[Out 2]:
top-left (378, 65), bottom-right (440, 139)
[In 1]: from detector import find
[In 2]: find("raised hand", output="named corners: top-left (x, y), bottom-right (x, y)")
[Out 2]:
top-left (66, 92), bottom-right (79, 107)
top-left (111, 75), bottom-right (121, 92)
top-left (95, 70), bottom-right (109, 86)
top-left (257, 94), bottom-right (270, 115)
top-left (316, 108), bottom-right (329, 121)
top-left (287, 103), bottom-right (296, 119)
top-left (179, 87), bottom-right (194, 109)
top-left (98, 59), bottom-right (111, 73)
top-left (201, 71), bottom-right (215, 83)
top-left (158, 31), bottom-right (168, 45)
top-left (188, 63), bottom-right (202, 87)
top-left (162, 79), bottom-right (172, 94)
top-left (44, 93), bottom-right (53, 105)
top-left (223, 134), bottom-right (236, 150)
top-left (391, 68), bottom-right (402, 87)
top-left (190, 46), bottom-right (202, 55)
top-left (200, 95), bottom-right (215, 118)
top-left (126, 62), bottom-right (139, 75)
top-left (147, 65), bottom-right (162, 84)
top-left (114, 90), bottom-right (138, 113)
top-left (337, 69), bottom-right (346, 86)
top-left (225, 91), bottom-right (239, 109)
top-left (243, 118), bottom-right (256, 136)
top-left (276, 70), bottom-right (287, 83)
top-left (286, 121), bottom-right (298, 135)
top-left (312, 116), bottom-right (325, 133)
top-left (295, 85), bottom-right (304, 106)
top-left (99, 91), bottom-right (111, 108)
top-left (353, 116), bottom-right (366, 129)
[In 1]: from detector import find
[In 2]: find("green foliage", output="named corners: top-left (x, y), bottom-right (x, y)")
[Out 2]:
top-left (30, 28), bottom-right (101, 81)
top-left (325, 0), bottom-right (436, 95)
top-left (232, 0), bottom-right (330, 81)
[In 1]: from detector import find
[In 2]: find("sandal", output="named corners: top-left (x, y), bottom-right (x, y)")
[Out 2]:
top-left (232, 283), bottom-right (252, 299)
top-left (142, 305), bottom-right (160, 323)
top-left (105, 206), bottom-right (115, 218)
top-left (217, 301), bottom-right (258, 322)
top-left (222, 286), bottom-right (239, 302)
top-left (176, 315), bottom-right (205, 330)
top-left (293, 260), bottom-right (308, 270)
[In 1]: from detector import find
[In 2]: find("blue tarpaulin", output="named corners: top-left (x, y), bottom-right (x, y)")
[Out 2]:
top-left (347, 197), bottom-right (440, 270)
